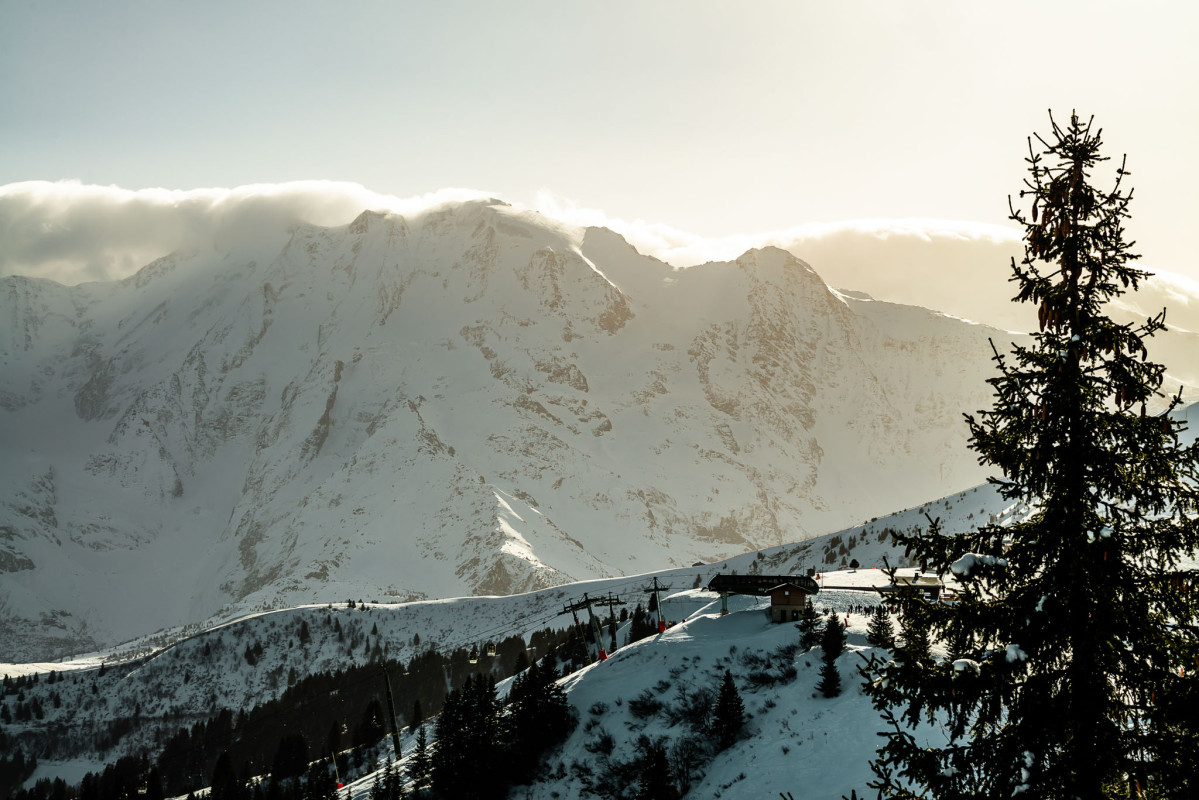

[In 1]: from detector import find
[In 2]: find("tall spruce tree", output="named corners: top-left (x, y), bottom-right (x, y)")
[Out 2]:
top-left (822, 610), bottom-right (847, 661)
top-left (634, 738), bottom-right (680, 800)
top-left (817, 611), bottom-right (847, 698)
top-left (798, 599), bottom-right (823, 652)
top-left (407, 725), bottom-right (431, 799)
top-left (501, 659), bottom-right (576, 787)
top-left (866, 604), bottom-right (896, 649)
top-left (862, 112), bottom-right (1199, 798)
top-left (430, 674), bottom-right (500, 800)
top-left (711, 669), bottom-right (745, 750)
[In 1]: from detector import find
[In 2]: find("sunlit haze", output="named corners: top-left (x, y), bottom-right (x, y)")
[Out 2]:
top-left (3, 1), bottom-right (1197, 289)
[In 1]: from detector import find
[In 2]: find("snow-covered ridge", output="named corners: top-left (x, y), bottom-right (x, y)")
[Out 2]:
top-left (2, 197), bottom-right (1032, 660)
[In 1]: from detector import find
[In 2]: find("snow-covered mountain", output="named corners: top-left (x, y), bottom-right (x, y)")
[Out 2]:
top-left (1, 199), bottom-right (1024, 660)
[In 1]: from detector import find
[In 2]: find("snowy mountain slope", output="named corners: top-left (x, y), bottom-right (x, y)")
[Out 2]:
top-left (8, 576), bottom-right (945, 799)
top-left (517, 592), bottom-right (926, 800)
top-left (341, 587), bottom-right (945, 800)
top-left (0, 479), bottom-right (1026, 787)
top-left (2, 196), bottom-right (1038, 660)
top-left (7, 406), bottom-right (1197, 795)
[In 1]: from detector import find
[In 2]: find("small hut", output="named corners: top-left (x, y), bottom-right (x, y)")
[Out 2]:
top-left (768, 582), bottom-right (813, 623)
top-left (876, 574), bottom-right (943, 602)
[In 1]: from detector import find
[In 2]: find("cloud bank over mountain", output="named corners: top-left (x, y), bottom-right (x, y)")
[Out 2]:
top-left (0, 181), bottom-right (493, 284)
top-left (4, 180), bottom-right (1198, 341)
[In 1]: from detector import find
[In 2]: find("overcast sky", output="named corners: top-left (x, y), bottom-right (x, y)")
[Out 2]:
top-left (2, 1), bottom-right (1197, 284)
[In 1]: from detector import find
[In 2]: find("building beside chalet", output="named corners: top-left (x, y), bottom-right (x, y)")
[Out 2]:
top-left (875, 573), bottom-right (943, 601)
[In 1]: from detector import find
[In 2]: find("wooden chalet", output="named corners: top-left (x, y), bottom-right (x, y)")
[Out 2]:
top-left (767, 582), bottom-right (813, 623)
top-left (706, 574), bottom-right (820, 620)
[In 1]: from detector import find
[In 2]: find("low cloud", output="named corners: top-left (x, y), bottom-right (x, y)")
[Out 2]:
top-left (0, 181), bottom-right (491, 285)
top-left (5, 181), bottom-right (1196, 341)
top-left (537, 191), bottom-right (1199, 338)
top-left (534, 189), bottom-right (1032, 330)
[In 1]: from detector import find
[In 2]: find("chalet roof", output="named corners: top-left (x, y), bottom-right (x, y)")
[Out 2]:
top-left (707, 573), bottom-right (820, 597)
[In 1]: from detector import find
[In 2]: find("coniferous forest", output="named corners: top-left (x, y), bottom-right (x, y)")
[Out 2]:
top-left (3, 621), bottom-right (591, 800)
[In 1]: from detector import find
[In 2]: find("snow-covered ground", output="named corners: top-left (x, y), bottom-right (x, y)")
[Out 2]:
top-left (332, 579), bottom-right (940, 800)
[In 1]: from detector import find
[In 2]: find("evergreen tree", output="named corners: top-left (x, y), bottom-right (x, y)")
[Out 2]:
top-left (304, 758), bottom-right (336, 800)
top-left (408, 725), bottom-right (431, 798)
top-left (634, 738), bottom-right (680, 800)
top-left (407, 699), bottom-right (423, 731)
top-left (821, 610), bottom-right (846, 660)
top-left (817, 613), bottom-right (846, 698)
top-left (430, 688), bottom-right (463, 797)
top-left (146, 767), bottom-right (165, 800)
top-left (797, 600), bottom-right (822, 651)
top-left (354, 699), bottom-right (386, 749)
top-left (866, 604), bottom-right (895, 649)
top-left (382, 756), bottom-right (402, 800)
top-left (209, 752), bottom-right (244, 800)
top-left (562, 626), bottom-right (590, 672)
top-left (430, 675), bottom-right (500, 800)
top-left (323, 721), bottom-right (342, 765)
top-left (893, 597), bottom-right (932, 668)
top-left (271, 734), bottom-right (309, 783)
top-left (628, 604), bottom-right (657, 645)
top-left (711, 669), bottom-right (745, 750)
top-left (862, 112), bottom-right (1199, 799)
top-left (540, 646), bottom-right (558, 676)
top-left (501, 659), bottom-right (576, 787)
top-left (816, 654), bottom-right (842, 699)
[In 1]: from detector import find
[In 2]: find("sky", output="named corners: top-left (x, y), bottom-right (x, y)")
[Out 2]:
top-left (2, 1), bottom-right (1198, 290)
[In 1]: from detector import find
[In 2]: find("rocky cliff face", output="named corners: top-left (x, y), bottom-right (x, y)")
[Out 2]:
top-left (0, 199), bottom-right (1017, 659)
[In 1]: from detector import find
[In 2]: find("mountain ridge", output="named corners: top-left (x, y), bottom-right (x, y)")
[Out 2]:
top-left (2, 199), bottom-right (1020, 660)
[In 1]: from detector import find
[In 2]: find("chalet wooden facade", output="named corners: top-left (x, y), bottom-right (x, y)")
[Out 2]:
top-left (768, 582), bottom-right (813, 623)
